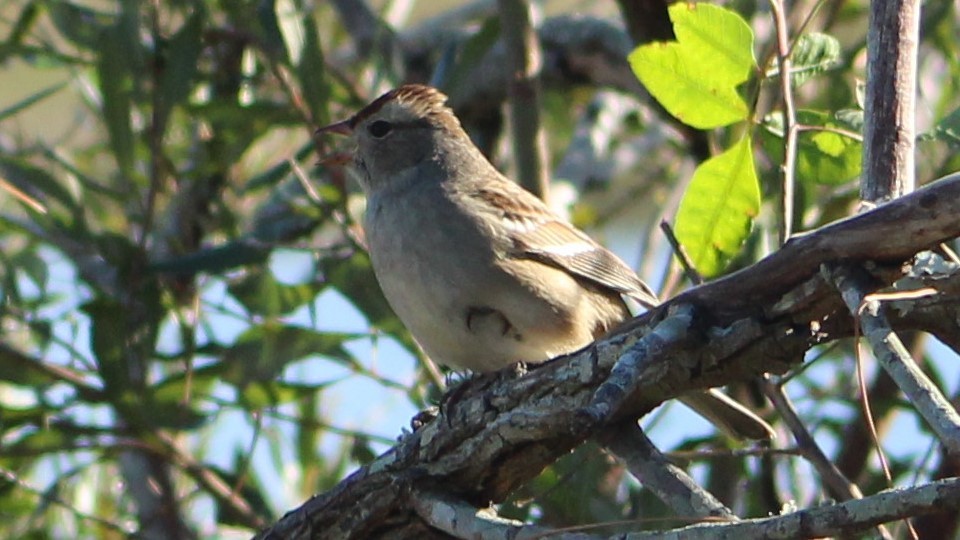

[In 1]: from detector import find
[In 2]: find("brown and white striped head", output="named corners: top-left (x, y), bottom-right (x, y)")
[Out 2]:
top-left (317, 85), bottom-right (482, 193)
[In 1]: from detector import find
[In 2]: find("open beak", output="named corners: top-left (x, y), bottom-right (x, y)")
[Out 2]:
top-left (315, 119), bottom-right (354, 166)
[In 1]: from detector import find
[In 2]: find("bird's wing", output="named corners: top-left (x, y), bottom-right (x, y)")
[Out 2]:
top-left (473, 182), bottom-right (660, 308)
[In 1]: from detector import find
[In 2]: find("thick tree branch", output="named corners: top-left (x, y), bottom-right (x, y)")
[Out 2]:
top-left (256, 174), bottom-right (960, 539)
top-left (861, 0), bottom-right (920, 201)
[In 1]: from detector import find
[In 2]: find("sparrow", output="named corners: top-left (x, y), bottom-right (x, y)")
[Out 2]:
top-left (317, 84), bottom-right (772, 440)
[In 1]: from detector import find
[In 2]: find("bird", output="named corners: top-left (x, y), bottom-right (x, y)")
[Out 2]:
top-left (316, 84), bottom-right (773, 440)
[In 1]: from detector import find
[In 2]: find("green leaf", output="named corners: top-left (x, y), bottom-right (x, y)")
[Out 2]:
top-left (256, 0), bottom-right (288, 59)
top-left (276, 0), bottom-right (305, 64)
top-left (297, 13), bottom-right (330, 124)
top-left (242, 140), bottom-right (314, 191)
top-left (81, 297), bottom-right (129, 393)
top-left (440, 16), bottom-right (501, 97)
top-left (320, 252), bottom-right (412, 348)
top-left (239, 380), bottom-right (327, 409)
top-left (763, 110), bottom-right (862, 185)
top-left (152, 367), bottom-right (220, 404)
top-left (48, 1), bottom-right (115, 50)
top-left (11, 249), bottom-right (49, 293)
top-left (227, 267), bottom-right (322, 316)
top-left (150, 239), bottom-right (272, 275)
top-left (923, 106), bottom-right (960, 148)
top-left (674, 135), bottom-right (760, 277)
top-left (6, 428), bottom-right (74, 454)
top-left (0, 346), bottom-right (59, 387)
top-left (0, 82), bottom-right (67, 122)
top-left (97, 24), bottom-right (136, 177)
top-left (0, 157), bottom-right (77, 212)
top-left (4, 1), bottom-right (40, 50)
top-left (787, 32), bottom-right (841, 87)
top-left (157, 6), bottom-right (205, 129)
top-left (629, 3), bottom-right (755, 128)
top-left (220, 324), bottom-right (361, 385)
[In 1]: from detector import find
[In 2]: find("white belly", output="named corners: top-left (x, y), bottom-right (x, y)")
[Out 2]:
top-left (363, 186), bottom-right (603, 372)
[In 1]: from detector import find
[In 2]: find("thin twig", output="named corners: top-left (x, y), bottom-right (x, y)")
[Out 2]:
top-left (768, 0), bottom-right (798, 245)
top-left (599, 421), bottom-right (737, 520)
top-left (824, 263), bottom-right (960, 454)
top-left (626, 477), bottom-right (960, 540)
top-left (852, 324), bottom-right (894, 484)
top-left (762, 380), bottom-right (867, 502)
top-left (660, 220), bottom-right (703, 285)
top-left (157, 432), bottom-right (269, 530)
top-left (0, 467), bottom-right (133, 535)
top-left (796, 123), bottom-right (864, 142)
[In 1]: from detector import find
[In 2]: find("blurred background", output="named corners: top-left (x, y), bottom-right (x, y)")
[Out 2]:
top-left (2, 0), bottom-right (960, 538)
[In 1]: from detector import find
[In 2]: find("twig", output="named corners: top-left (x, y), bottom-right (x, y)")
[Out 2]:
top-left (768, 0), bottom-right (798, 245)
top-left (851, 330), bottom-right (918, 540)
top-left (157, 431), bottom-right (269, 530)
top-left (660, 220), bottom-right (703, 285)
top-left (796, 123), bottom-right (863, 142)
top-left (667, 446), bottom-right (802, 460)
top-left (0, 467), bottom-right (133, 535)
top-left (626, 477), bottom-right (960, 539)
top-left (824, 263), bottom-right (960, 454)
top-left (411, 490), bottom-right (559, 539)
top-left (599, 421), bottom-right (737, 520)
top-left (497, 0), bottom-right (550, 200)
top-left (852, 325), bottom-right (894, 485)
top-left (762, 380), bottom-right (868, 503)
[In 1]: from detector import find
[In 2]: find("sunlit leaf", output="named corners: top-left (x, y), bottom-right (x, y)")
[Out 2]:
top-left (674, 135), bottom-right (760, 276)
top-left (629, 3), bottom-right (755, 128)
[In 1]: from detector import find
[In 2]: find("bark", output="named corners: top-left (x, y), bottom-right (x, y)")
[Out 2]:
top-left (255, 174), bottom-right (960, 539)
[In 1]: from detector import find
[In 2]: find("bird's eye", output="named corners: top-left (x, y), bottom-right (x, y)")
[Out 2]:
top-left (367, 120), bottom-right (393, 138)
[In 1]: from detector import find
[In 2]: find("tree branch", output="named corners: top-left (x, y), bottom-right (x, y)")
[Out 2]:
top-left (599, 422), bottom-right (736, 520)
top-left (497, 0), bottom-right (550, 199)
top-left (861, 0), bottom-right (920, 201)
top-left (626, 477), bottom-right (960, 539)
top-left (256, 174), bottom-right (960, 539)
top-left (824, 263), bottom-right (960, 454)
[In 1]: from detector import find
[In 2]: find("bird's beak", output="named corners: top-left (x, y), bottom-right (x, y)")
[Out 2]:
top-left (315, 119), bottom-right (354, 167)
top-left (316, 119), bottom-right (353, 136)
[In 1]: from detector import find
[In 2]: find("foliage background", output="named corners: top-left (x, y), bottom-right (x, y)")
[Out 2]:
top-left (1, 0), bottom-right (959, 537)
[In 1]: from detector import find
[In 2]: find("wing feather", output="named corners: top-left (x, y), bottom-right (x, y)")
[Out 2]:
top-left (472, 181), bottom-right (659, 308)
